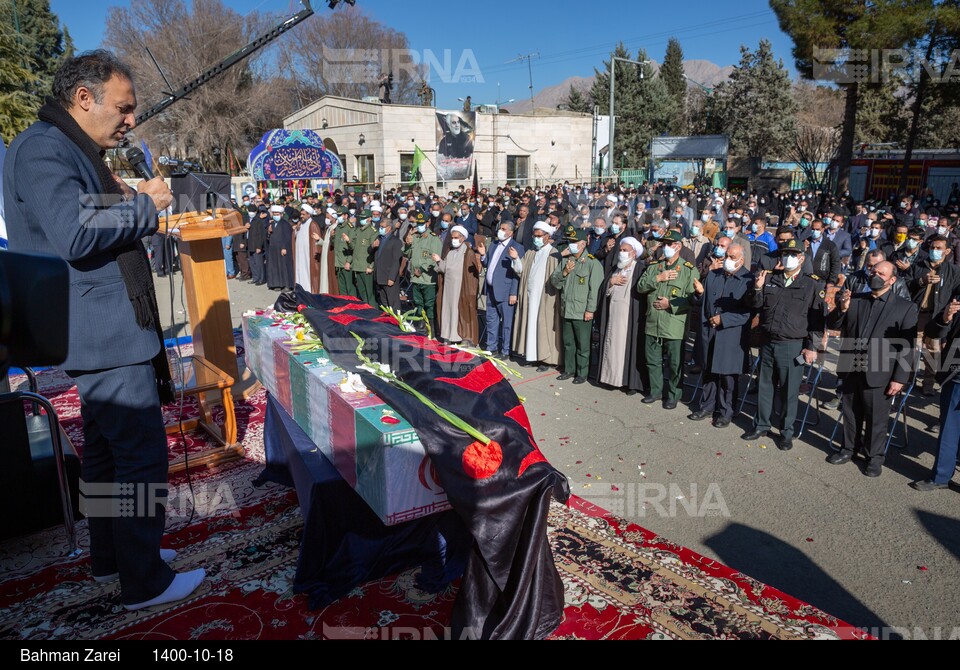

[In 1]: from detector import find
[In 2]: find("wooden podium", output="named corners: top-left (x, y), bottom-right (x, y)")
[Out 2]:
top-left (166, 209), bottom-right (249, 471)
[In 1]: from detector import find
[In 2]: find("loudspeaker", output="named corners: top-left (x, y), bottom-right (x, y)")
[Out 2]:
top-left (170, 172), bottom-right (232, 214)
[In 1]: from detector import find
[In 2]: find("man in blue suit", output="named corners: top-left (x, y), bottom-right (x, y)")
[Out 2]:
top-left (478, 221), bottom-right (524, 359)
top-left (4, 50), bottom-right (204, 610)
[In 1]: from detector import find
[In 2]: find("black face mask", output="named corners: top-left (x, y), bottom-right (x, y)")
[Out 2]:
top-left (869, 274), bottom-right (888, 292)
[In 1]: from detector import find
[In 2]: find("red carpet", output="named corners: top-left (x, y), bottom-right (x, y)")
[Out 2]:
top-left (0, 340), bottom-right (868, 640)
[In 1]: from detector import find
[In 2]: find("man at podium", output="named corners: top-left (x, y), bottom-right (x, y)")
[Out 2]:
top-left (3, 50), bottom-right (205, 609)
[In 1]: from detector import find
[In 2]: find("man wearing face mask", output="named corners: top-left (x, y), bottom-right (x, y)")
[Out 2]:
top-left (549, 226), bottom-right (603, 384)
top-left (683, 213), bottom-right (713, 268)
top-left (512, 222), bottom-right (564, 371)
top-left (247, 206), bottom-right (269, 286)
top-left (478, 221), bottom-right (524, 359)
top-left (636, 231), bottom-right (698, 409)
top-left (892, 226), bottom-right (927, 273)
top-left (719, 217), bottom-right (753, 271)
top-left (689, 243), bottom-right (754, 427)
top-left (827, 262), bottom-right (918, 477)
top-left (374, 213), bottom-right (404, 312)
top-left (597, 215), bottom-right (629, 274)
top-left (597, 237), bottom-right (649, 395)
top-left (853, 218), bottom-right (894, 270)
top-left (907, 235), bottom-right (960, 394)
top-left (403, 211), bottom-right (442, 334)
top-left (347, 208), bottom-right (379, 307)
top-left (824, 212), bottom-right (853, 268)
top-left (587, 218), bottom-right (611, 256)
top-left (266, 205), bottom-right (294, 291)
top-left (744, 239), bottom-right (826, 450)
top-left (432, 225), bottom-right (482, 346)
top-left (805, 219), bottom-right (841, 286)
top-left (332, 208), bottom-right (357, 297)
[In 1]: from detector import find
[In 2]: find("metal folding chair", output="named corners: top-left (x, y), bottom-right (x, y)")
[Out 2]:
top-left (737, 352), bottom-right (761, 415)
top-left (827, 349), bottom-right (922, 455)
top-left (0, 370), bottom-right (79, 553)
top-left (794, 359), bottom-right (826, 439)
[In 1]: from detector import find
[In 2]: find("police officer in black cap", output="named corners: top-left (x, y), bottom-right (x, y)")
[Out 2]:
top-left (743, 239), bottom-right (827, 450)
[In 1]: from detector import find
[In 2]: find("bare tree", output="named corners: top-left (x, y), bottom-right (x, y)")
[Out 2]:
top-left (104, 0), bottom-right (296, 172)
top-left (280, 5), bottom-right (423, 105)
top-left (790, 125), bottom-right (840, 193)
top-left (792, 81), bottom-right (844, 129)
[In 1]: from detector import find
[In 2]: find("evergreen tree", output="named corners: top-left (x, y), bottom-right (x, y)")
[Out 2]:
top-left (771, 0), bottom-right (927, 191)
top-left (591, 44), bottom-right (676, 170)
top-left (711, 40), bottom-right (797, 160)
top-left (0, 32), bottom-right (38, 143)
top-left (0, 0), bottom-right (71, 140)
top-left (565, 84), bottom-right (591, 114)
top-left (661, 37), bottom-right (687, 134)
top-left (854, 81), bottom-right (908, 145)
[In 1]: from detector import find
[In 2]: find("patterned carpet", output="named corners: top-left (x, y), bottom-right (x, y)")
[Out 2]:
top-left (0, 339), bottom-right (866, 640)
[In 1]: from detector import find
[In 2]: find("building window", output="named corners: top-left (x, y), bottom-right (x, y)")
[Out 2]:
top-left (356, 155), bottom-right (375, 186)
top-left (507, 155), bottom-right (529, 186)
top-left (400, 152), bottom-right (415, 183)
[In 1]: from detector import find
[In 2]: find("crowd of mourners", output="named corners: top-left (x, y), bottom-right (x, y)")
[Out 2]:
top-left (148, 179), bottom-right (960, 488)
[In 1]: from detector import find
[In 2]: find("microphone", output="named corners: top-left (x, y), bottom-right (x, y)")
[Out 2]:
top-left (158, 156), bottom-right (203, 172)
top-left (123, 146), bottom-right (154, 180)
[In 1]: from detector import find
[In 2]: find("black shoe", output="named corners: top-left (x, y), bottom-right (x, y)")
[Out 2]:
top-left (625, 389), bottom-right (639, 396)
top-left (688, 410), bottom-right (711, 421)
top-left (911, 479), bottom-right (949, 492)
top-left (827, 452), bottom-right (852, 465)
top-left (713, 417), bottom-right (731, 428)
top-left (641, 395), bottom-right (658, 404)
top-left (742, 429), bottom-right (769, 441)
top-left (778, 437), bottom-right (794, 451)
top-left (864, 462), bottom-right (883, 477)
top-left (573, 376), bottom-right (587, 385)
top-left (557, 372), bottom-right (574, 381)
top-left (663, 399), bottom-right (678, 410)
top-left (536, 365), bottom-right (550, 373)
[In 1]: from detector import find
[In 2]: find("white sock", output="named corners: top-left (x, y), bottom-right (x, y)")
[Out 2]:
top-left (124, 568), bottom-right (206, 611)
top-left (93, 549), bottom-right (179, 584)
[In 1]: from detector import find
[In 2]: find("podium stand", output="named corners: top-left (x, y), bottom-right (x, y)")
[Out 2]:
top-left (167, 209), bottom-right (248, 471)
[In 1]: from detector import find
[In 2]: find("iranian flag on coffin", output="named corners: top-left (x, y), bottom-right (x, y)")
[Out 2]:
top-left (242, 310), bottom-right (452, 525)
top-left (277, 289), bottom-right (570, 640)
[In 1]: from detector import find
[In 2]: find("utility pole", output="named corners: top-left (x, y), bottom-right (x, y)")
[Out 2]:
top-left (507, 52), bottom-right (540, 115)
top-left (608, 56), bottom-right (648, 182)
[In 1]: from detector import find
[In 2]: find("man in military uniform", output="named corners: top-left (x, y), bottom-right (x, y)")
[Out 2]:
top-left (636, 230), bottom-right (698, 409)
top-left (347, 208), bottom-right (379, 307)
top-left (549, 225), bottom-right (603, 384)
top-left (744, 239), bottom-right (827, 451)
top-left (404, 211), bottom-right (442, 333)
top-left (333, 207), bottom-right (355, 297)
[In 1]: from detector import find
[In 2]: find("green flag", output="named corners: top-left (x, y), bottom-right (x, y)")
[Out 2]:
top-left (409, 144), bottom-right (426, 185)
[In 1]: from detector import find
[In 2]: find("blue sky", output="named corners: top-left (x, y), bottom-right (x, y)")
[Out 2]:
top-left (50, 0), bottom-right (798, 109)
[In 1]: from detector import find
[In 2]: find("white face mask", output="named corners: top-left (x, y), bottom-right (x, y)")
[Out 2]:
top-left (431, 210), bottom-right (440, 217)
top-left (938, 226), bottom-right (949, 236)
top-left (617, 250), bottom-right (632, 268)
top-left (662, 245), bottom-right (677, 259)
top-left (782, 255), bottom-right (801, 271)
top-left (568, 242), bottom-right (581, 255)
top-left (870, 228), bottom-right (881, 238)
top-left (611, 224), bottom-right (621, 235)
top-left (497, 230), bottom-right (507, 242)
top-left (451, 238), bottom-right (462, 249)
top-left (723, 258), bottom-right (739, 273)
top-left (399, 213), bottom-right (408, 221)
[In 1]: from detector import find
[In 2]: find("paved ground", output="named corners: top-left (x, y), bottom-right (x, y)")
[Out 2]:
top-left (156, 270), bottom-right (960, 639)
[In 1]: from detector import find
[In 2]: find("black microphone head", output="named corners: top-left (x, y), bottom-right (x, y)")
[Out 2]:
top-left (123, 146), bottom-right (145, 165)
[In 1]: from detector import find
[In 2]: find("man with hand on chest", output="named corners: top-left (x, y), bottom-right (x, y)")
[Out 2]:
top-left (636, 230), bottom-right (698, 409)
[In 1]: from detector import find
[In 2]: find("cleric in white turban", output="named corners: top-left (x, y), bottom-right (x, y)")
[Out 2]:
top-left (596, 235), bottom-right (649, 395)
top-left (511, 220), bottom-right (563, 370)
